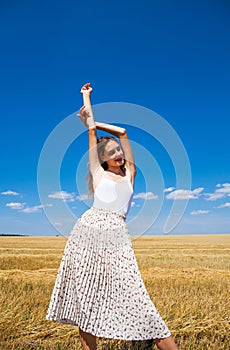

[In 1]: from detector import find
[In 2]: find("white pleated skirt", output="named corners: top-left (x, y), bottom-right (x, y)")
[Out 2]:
top-left (46, 207), bottom-right (171, 340)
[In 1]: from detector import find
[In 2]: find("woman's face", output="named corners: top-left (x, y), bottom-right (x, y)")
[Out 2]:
top-left (102, 140), bottom-right (124, 167)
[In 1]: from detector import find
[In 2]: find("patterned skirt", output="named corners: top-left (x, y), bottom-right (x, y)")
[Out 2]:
top-left (46, 207), bottom-right (171, 340)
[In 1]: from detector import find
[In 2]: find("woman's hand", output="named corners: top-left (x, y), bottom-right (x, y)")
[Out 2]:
top-left (77, 105), bottom-right (95, 129)
top-left (80, 83), bottom-right (92, 95)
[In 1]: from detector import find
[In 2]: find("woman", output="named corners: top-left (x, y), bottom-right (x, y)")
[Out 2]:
top-left (46, 83), bottom-right (178, 350)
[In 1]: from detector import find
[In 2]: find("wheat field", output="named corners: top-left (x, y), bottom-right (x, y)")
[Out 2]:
top-left (0, 234), bottom-right (229, 349)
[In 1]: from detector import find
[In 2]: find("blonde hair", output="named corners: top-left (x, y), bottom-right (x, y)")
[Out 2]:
top-left (87, 136), bottom-right (125, 196)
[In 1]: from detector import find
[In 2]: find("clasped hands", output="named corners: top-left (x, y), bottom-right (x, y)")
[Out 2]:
top-left (80, 82), bottom-right (92, 96)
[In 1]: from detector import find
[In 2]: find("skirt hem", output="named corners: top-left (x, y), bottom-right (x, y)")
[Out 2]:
top-left (46, 316), bottom-right (171, 341)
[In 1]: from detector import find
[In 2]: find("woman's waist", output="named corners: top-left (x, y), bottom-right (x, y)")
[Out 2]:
top-left (90, 206), bottom-right (126, 220)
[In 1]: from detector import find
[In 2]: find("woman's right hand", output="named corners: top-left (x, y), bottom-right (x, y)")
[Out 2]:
top-left (80, 83), bottom-right (92, 95)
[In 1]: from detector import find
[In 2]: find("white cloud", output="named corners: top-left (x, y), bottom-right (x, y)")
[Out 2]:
top-left (204, 183), bottom-right (230, 201)
top-left (164, 187), bottom-right (175, 193)
top-left (76, 194), bottom-right (89, 201)
top-left (216, 183), bottom-right (230, 194)
top-left (6, 202), bottom-right (53, 213)
top-left (133, 192), bottom-right (158, 200)
top-left (48, 191), bottom-right (75, 202)
top-left (166, 188), bottom-right (204, 200)
top-left (6, 202), bottom-right (25, 210)
top-left (21, 205), bottom-right (43, 213)
top-left (1, 190), bottom-right (20, 196)
top-left (217, 202), bottom-right (230, 209)
top-left (21, 204), bottom-right (52, 213)
top-left (131, 201), bottom-right (135, 207)
top-left (190, 210), bottom-right (209, 215)
top-left (204, 193), bottom-right (224, 201)
top-left (54, 222), bottom-right (63, 226)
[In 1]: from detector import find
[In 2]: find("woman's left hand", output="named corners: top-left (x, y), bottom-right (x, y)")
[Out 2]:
top-left (77, 105), bottom-right (93, 128)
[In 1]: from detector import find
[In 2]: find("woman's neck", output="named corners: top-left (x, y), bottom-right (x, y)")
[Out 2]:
top-left (106, 167), bottom-right (125, 176)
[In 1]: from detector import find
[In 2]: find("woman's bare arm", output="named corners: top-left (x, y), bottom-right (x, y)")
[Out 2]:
top-left (95, 122), bottom-right (126, 137)
top-left (78, 84), bottom-right (100, 176)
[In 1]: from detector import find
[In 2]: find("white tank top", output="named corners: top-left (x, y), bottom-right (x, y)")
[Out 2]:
top-left (92, 166), bottom-right (133, 217)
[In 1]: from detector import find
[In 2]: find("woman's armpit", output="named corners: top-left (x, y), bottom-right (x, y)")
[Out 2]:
top-left (125, 167), bottom-right (135, 188)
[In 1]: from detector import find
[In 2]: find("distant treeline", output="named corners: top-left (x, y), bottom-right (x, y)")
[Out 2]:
top-left (0, 233), bottom-right (29, 237)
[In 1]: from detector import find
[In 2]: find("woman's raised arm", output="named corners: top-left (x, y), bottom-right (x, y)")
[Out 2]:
top-left (78, 84), bottom-right (100, 176)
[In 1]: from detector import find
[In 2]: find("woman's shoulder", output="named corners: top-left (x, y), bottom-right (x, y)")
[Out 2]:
top-left (92, 165), bottom-right (105, 189)
top-left (92, 165), bottom-right (104, 177)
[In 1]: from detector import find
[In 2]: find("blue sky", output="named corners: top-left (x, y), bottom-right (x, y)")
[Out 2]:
top-left (0, 0), bottom-right (230, 236)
